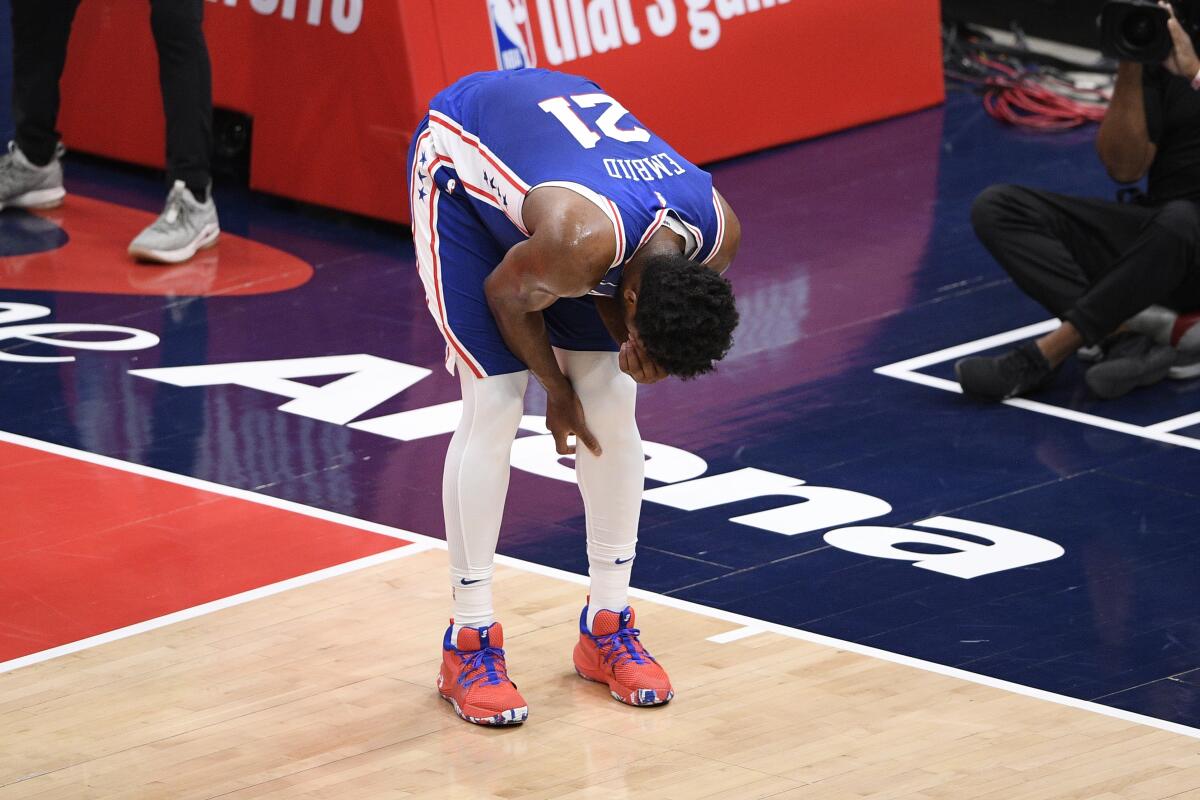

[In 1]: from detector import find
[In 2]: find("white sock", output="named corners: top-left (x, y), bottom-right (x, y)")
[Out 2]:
top-left (586, 540), bottom-right (636, 631)
top-left (554, 350), bottom-right (643, 633)
top-left (443, 365), bottom-right (528, 640)
top-left (451, 577), bottom-right (494, 639)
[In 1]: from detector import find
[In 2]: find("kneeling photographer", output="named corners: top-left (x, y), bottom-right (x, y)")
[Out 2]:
top-left (957, 0), bottom-right (1200, 400)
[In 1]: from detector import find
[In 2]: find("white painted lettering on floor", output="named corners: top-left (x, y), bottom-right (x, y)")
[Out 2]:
top-left (131, 353), bottom-right (1067, 576)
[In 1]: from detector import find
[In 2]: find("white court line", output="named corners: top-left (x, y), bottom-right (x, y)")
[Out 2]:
top-left (1146, 409), bottom-right (1200, 434)
top-left (706, 626), bottom-right (766, 644)
top-left (1, 429), bottom-right (1197, 741)
top-left (875, 318), bottom-right (1061, 374)
top-left (0, 544), bottom-right (434, 674)
top-left (875, 321), bottom-right (1200, 453)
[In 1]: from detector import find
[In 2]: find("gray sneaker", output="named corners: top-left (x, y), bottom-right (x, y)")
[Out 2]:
top-left (1168, 312), bottom-right (1200, 380)
top-left (0, 141), bottom-right (66, 211)
top-left (128, 180), bottom-right (220, 264)
top-left (1084, 331), bottom-right (1175, 399)
top-left (1123, 304), bottom-right (1178, 345)
top-left (1171, 349), bottom-right (1200, 380)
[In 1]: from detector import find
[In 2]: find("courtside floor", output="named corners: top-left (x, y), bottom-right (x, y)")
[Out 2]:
top-left (1, 89), bottom-right (1199, 797)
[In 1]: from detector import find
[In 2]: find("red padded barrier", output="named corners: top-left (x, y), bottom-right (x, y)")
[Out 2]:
top-left (57, 0), bottom-right (942, 223)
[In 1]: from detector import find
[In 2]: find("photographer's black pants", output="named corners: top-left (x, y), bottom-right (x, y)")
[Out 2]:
top-left (11, 0), bottom-right (212, 198)
top-left (972, 184), bottom-right (1200, 345)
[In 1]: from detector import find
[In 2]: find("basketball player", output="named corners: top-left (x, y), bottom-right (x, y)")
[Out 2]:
top-left (408, 68), bottom-right (741, 726)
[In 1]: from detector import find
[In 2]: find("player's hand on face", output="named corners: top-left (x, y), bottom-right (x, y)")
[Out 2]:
top-left (546, 385), bottom-right (602, 457)
top-left (619, 335), bottom-right (668, 384)
top-left (1161, 1), bottom-right (1200, 78)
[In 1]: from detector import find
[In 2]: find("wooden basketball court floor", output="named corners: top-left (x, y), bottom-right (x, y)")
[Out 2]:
top-left (0, 434), bottom-right (1197, 799)
top-left (3, 85), bottom-right (1200, 796)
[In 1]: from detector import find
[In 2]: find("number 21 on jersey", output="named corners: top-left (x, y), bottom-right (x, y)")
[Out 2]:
top-left (538, 93), bottom-right (651, 149)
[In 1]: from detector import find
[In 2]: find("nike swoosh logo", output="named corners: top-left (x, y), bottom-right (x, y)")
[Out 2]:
top-left (615, 556), bottom-right (635, 565)
top-left (460, 578), bottom-right (483, 585)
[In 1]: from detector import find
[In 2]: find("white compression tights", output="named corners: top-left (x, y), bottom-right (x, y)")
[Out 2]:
top-left (444, 350), bottom-right (643, 635)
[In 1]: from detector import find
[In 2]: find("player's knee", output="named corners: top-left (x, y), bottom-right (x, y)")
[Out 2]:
top-left (476, 386), bottom-right (525, 428)
top-left (560, 352), bottom-right (636, 412)
top-left (578, 372), bottom-right (637, 429)
top-left (590, 365), bottom-right (637, 406)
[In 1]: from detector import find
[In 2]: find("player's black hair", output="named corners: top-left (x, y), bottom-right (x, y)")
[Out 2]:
top-left (633, 252), bottom-right (738, 380)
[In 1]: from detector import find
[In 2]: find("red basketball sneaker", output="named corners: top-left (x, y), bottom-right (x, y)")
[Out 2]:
top-left (573, 605), bottom-right (674, 706)
top-left (438, 621), bottom-right (528, 726)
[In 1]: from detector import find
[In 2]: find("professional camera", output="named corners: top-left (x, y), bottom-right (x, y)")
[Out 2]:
top-left (1099, 0), bottom-right (1198, 62)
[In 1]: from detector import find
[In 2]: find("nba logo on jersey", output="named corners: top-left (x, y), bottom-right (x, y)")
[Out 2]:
top-left (487, 0), bottom-right (537, 69)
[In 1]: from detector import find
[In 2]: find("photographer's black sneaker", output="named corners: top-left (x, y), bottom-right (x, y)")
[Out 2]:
top-left (954, 341), bottom-right (1056, 401)
top-left (1084, 332), bottom-right (1175, 399)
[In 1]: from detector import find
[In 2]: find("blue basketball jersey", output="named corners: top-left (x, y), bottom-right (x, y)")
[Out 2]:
top-left (425, 69), bottom-right (726, 297)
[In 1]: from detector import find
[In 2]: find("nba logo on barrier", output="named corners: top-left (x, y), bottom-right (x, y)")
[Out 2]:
top-left (487, 0), bottom-right (537, 69)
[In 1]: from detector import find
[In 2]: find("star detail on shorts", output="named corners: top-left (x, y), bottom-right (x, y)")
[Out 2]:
top-left (418, 187), bottom-right (427, 201)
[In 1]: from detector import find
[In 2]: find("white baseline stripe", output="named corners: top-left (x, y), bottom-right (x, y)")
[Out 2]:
top-left (706, 626), bottom-right (766, 644)
top-left (0, 429), bottom-right (440, 546)
top-left (1, 429), bottom-right (1197, 740)
top-left (495, 552), bottom-right (1200, 741)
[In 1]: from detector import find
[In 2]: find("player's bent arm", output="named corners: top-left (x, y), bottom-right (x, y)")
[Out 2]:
top-left (483, 187), bottom-right (618, 392)
top-left (484, 238), bottom-right (576, 394)
top-left (705, 189), bottom-right (742, 274)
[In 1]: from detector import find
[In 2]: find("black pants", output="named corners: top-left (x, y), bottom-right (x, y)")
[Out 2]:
top-left (972, 184), bottom-right (1200, 345)
top-left (11, 0), bottom-right (212, 193)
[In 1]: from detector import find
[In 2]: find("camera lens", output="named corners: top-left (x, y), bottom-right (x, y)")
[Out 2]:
top-left (1122, 10), bottom-right (1158, 46)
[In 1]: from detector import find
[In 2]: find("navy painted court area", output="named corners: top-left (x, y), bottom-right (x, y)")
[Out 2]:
top-left (0, 84), bottom-right (1197, 731)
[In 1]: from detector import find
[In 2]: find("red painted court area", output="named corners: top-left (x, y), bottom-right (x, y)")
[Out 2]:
top-left (0, 439), bottom-right (408, 663)
top-left (0, 196), bottom-right (314, 297)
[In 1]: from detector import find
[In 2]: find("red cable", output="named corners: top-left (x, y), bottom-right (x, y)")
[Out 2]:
top-left (961, 53), bottom-right (1108, 131)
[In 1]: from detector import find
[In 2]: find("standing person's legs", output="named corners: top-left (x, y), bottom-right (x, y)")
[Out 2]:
top-left (11, 0), bottom-right (80, 165)
top-left (554, 348), bottom-right (642, 629)
top-left (545, 301), bottom-right (673, 707)
top-left (410, 123), bottom-right (530, 726)
top-left (434, 361), bottom-right (531, 726)
top-left (411, 123), bottom-right (530, 630)
top-left (442, 365), bottom-right (527, 633)
top-left (0, 0), bottom-right (77, 209)
top-left (127, 0), bottom-right (217, 264)
top-left (148, 0), bottom-right (211, 199)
